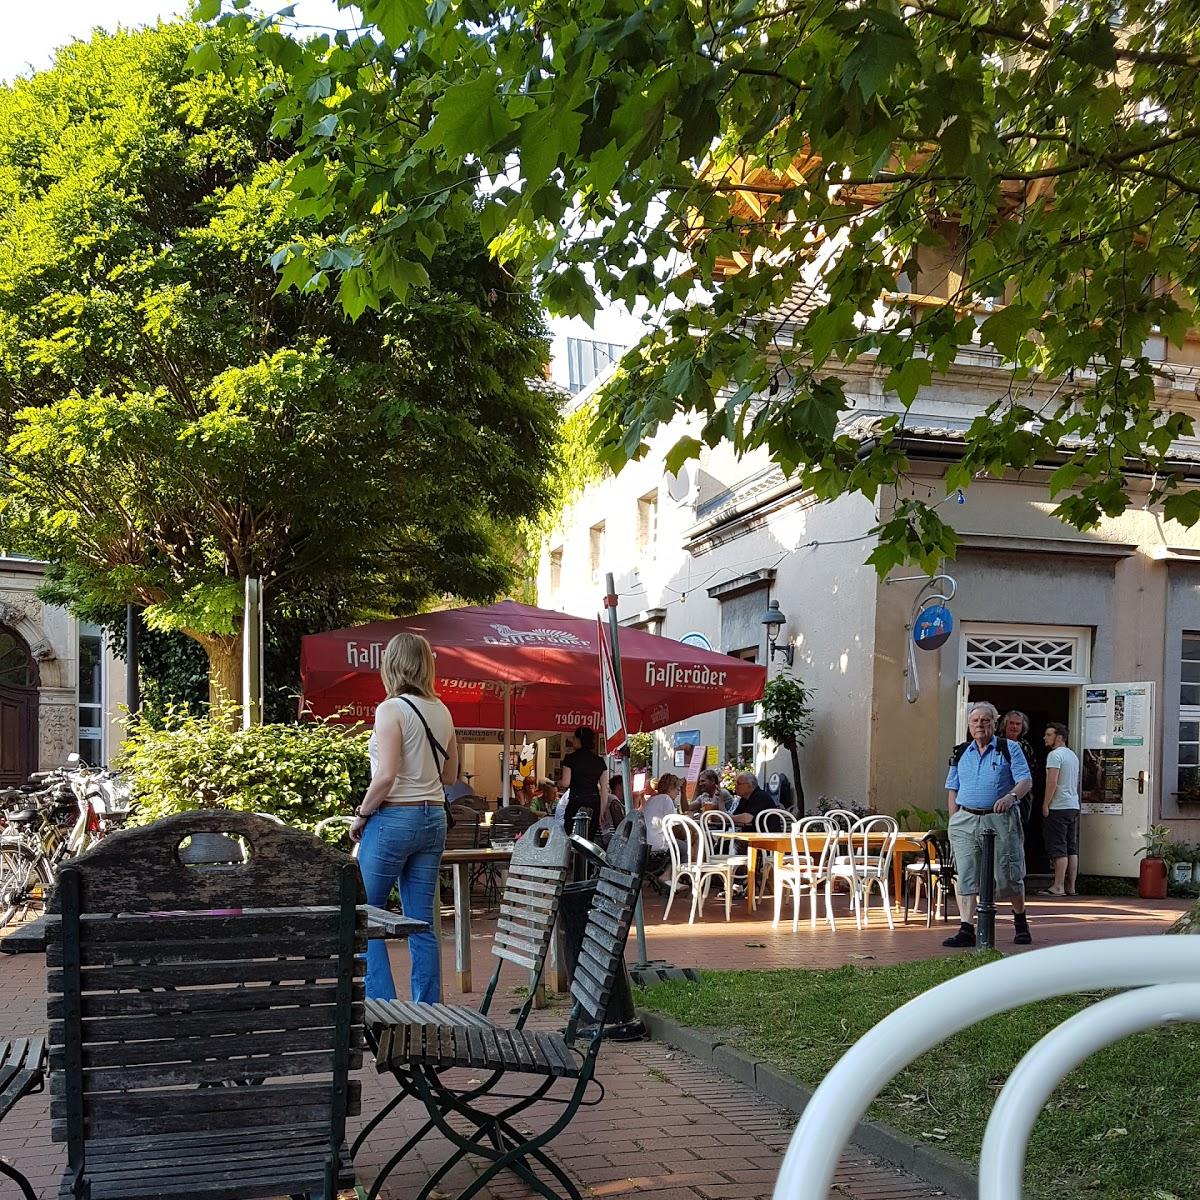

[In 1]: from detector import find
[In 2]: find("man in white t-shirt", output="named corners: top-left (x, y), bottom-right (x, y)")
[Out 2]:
top-left (1040, 721), bottom-right (1081, 898)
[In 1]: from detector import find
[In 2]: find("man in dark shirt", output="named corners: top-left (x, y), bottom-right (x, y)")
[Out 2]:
top-left (729, 772), bottom-right (773, 826)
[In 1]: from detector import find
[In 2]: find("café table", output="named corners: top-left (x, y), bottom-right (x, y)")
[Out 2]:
top-left (723, 829), bottom-right (928, 917)
top-left (438, 845), bottom-right (513, 992)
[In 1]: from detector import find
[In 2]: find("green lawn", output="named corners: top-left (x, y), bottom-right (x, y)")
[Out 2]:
top-left (634, 957), bottom-right (1197, 1200)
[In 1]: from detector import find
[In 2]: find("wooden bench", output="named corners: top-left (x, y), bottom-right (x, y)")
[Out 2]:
top-left (375, 813), bottom-right (647, 1200)
top-left (46, 810), bottom-right (365, 1200)
top-left (0, 1036), bottom-right (47, 1200)
top-left (357, 817), bottom-right (572, 1197)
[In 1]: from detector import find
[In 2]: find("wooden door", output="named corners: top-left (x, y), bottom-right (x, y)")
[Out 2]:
top-left (0, 684), bottom-right (36, 788)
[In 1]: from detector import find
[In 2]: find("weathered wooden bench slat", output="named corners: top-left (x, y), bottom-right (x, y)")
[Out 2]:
top-left (48, 980), bottom-right (363, 1021)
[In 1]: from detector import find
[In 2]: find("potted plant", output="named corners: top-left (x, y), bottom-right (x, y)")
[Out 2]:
top-left (1166, 841), bottom-right (1193, 886)
top-left (1137, 825), bottom-right (1172, 899)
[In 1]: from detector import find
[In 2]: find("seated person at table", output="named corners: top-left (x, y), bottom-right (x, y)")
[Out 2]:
top-left (728, 772), bottom-right (774, 827)
top-left (688, 768), bottom-right (733, 813)
top-left (530, 781), bottom-right (556, 815)
top-left (517, 777), bottom-right (538, 807)
top-left (444, 768), bottom-right (474, 804)
top-left (641, 772), bottom-right (681, 868)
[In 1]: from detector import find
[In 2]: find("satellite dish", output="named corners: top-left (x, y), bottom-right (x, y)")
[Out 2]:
top-left (667, 467), bottom-right (691, 502)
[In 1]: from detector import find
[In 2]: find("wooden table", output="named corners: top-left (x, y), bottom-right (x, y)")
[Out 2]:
top-left (0, 903), bottom-right (425, 954)
top-left (438, 846), bottom-right (513, 992)
top-left (723, 830), bottom-right (928, 916)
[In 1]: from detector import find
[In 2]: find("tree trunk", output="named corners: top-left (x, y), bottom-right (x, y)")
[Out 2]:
top-left (1167, 897), bottom-right (1200, 935)
top-left (789, 743), bottom-right (805, 817)
top-left (188, 631), bottom-right (243, 718)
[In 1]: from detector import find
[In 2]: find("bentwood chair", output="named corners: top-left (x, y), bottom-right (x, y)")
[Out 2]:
top-left (774, 817), bottom-right (838, 932)
top-left (829, 815), bottom-right (899, 930)
top-left (661, 814), bottom-right (736, 923)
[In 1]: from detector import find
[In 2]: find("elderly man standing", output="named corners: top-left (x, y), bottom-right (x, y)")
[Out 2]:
top-left (944, 701), bottom-right (1034, 948)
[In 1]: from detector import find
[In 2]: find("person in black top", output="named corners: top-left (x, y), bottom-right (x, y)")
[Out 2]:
top-left (560, 727), bottom-right (609, 837)
top-left (728, 772), bottom-right (774, 827)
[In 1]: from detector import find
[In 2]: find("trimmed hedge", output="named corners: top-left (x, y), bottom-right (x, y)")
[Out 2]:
top-left (121, 707), bottom-right (370, 831)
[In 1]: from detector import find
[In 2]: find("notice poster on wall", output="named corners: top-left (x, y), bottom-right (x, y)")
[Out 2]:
top-left (1085, 687), bottom-right (1109, 749)
top-left (1081, 748), bottom-right (1125, 814)
top-left (1112, 686), bottom-right (1148, 747)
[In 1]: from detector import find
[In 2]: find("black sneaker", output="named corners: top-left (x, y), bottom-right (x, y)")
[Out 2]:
top-left (942, 924), bottom-right (976, 948)
top-left (1014, 917), bottom-right (1032, 946)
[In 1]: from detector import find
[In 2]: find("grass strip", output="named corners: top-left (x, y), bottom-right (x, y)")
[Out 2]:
top-left (635, 956), bottom-right (1197, 1200)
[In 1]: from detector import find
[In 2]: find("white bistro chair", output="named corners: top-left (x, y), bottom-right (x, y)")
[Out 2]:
top-left (754, 808), bottom-right (793, 900)
top-left (699, 809), bottom-right (750, 869)
top-left (773, 817), bottom-right (838, 932)
top-left (772, 937), bottom-right (1200, 1200)
top-left (661, 813), bottom-right (737, 923)
top-left (828, 815), bottom-right (898, 930)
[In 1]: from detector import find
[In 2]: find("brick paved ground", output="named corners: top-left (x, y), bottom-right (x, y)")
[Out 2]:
top-left (0, 887), bottom-right (1185, 1199)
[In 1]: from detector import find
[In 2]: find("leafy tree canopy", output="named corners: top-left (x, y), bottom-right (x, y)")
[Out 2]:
top-left (0, 21), bottom-right (558, 700)
top-left (205, 0), bottom-right (1200, 569)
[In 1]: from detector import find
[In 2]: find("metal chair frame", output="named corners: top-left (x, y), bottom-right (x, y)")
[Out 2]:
top-left (772, 937), bottom-right (1200, 1200)
top-left (372, 815), bottom-right (647, 1200)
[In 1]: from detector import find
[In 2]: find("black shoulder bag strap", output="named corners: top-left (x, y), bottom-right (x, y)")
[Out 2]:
top-left (396, 696), bottom-right (455, 827)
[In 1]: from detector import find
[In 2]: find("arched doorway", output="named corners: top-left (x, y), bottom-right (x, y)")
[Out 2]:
top-left (0, 626), bottom-right (38, 787)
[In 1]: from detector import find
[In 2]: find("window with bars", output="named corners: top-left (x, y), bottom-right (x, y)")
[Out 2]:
top-left (0, 628), bottom-right (35, 687)
top-left (1179, 635), bottom-right (1200, 792)
top-left (637, 491), bottom-right (658, 558)
top-left (964, 633), bottom-right (1078, 676)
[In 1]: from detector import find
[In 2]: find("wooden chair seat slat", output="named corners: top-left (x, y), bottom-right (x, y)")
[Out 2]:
top-left (48, 981), bottom-right (362, 1022)
top-left (49, 1000), bottom-right (363, 1047)
top-left (48, 931), bottom-right (355, 968)
top-left (387, 1023), bottom-right (577, 1077)
top-left (52, 1026), bottom-right (366, 1072)
top-left (501, 874), bottom-right (563, 897)
top-left (50, 954), bottom-right (347, 991)
top-left (0, 1036), bottom-right (46, 1126)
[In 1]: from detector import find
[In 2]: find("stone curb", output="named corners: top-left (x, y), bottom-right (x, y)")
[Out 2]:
top-left (638, 1009), bottom-right (978, 1200)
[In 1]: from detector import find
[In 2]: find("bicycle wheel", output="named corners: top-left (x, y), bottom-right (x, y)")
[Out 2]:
top-left (0, 840), bottom-right (53, 930)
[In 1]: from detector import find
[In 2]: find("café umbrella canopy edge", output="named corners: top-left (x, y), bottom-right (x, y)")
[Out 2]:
top-left (300, 600), bottom-right (767, 801)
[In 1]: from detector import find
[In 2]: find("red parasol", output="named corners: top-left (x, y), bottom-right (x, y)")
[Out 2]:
top-left (299, 599), bottom-right (765, 734)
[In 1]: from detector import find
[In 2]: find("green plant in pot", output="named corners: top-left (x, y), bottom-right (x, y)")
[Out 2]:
top-left (1136, 824), bottom-right (1172, 899)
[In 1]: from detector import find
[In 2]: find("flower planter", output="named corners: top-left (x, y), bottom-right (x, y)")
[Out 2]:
top-left (1139, 856), bottom-right (1168, 899)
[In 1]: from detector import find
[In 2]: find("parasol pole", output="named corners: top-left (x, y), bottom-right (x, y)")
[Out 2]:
top-left (502, 683), bottom-right (513, 807)
top-left (604, 573), bottom-right (648, 968)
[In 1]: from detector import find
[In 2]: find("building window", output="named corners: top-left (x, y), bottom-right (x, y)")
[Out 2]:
top-left (78, 622), bottom-right (104, 766)
top-left (637, 491), bottom-right (658, 558)
top-left (589, 522), bottom-right (605, 583)
top-left (549, 546), bottom-right (563, 597)
top-left (1179, 635), bottom-right (1200, 792)
top-left (566, 338), bottom-right (624, 394)
top-left (724, 648), bottom-right (759, 765)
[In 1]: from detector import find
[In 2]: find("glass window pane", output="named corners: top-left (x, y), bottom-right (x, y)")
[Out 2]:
top-left (79, 635), bottom-right (102, 706)
top-left (1182, 684), bottom-right (1200, 706)
top-left (1183, 636), bottom-right (1200, 661)
top-left (1183, 661), bottom-right (1200, 682)
top-left (1180, 744), bottom-right (1198, 766)
top-left (1180, 765), bottom-right (1200, 790)
top-left (1180, 721), bottom-right (1199, 741)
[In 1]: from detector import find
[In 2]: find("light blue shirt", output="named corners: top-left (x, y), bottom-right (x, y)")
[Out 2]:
top-left (945, 737), bottom-right (1031, 811)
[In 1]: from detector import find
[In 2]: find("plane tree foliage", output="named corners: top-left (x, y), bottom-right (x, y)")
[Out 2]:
top-left (202, 0), bottom-right (1200, 569)
top-left (0, 22), bottom-right (557, 704)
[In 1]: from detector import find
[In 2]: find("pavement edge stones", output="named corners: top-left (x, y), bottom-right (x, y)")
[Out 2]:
top-left (638, 1009), bottom-right (979, 1200)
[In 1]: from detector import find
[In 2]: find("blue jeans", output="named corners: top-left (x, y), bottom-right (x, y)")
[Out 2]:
top-left (357, 804), bottom-right (446, 1002)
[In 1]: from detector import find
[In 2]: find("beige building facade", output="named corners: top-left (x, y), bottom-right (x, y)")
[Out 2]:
top-left (0, 557), bottom-right (127, 786)
top-left (537, 354), bottom-right (1200, 878)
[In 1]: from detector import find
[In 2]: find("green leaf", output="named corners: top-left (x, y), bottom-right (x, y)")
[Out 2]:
top-left (665, 436), bottom-right (702, 475)
top-left (186, 41), bottom-right (222, 75)
top-left (311, 113), bottom-right (339, 138)
top-left (420, 73), bottom-right (516, 159)
top-left (519, 104), bottom-right (584, 191)
top-left (192, 0), bottom-right (222, 19)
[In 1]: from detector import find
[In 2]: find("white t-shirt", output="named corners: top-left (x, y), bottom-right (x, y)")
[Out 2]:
top-left (368, 694), bottom-right (455, 807)
top-left (642, 792), bottom-right (679, 852)
top-left (1046, 745), bottom-right (1081, 811)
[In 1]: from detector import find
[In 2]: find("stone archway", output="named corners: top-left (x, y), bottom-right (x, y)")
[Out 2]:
top-left (0, 625), bottom-right (38, 786)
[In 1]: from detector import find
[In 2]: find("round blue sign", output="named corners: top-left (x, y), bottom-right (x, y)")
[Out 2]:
top-left (913, 603), bottom-right (953, 651)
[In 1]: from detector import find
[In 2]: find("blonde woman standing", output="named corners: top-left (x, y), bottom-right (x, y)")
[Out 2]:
top-left (350, 633), bottom-right (457, 1001)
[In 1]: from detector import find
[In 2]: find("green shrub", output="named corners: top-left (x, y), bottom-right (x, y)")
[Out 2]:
top-left (121, 706), bottom-right (370, 831)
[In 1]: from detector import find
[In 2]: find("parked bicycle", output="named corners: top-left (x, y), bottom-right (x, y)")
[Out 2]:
top-left (0, 758), bottom-right (133, 930)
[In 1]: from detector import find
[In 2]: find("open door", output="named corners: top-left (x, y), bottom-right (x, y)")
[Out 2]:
top-left (1079, 683), bottom-right (1154, 877)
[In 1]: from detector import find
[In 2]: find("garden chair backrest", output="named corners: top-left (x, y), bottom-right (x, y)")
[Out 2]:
top-left (662, 813), bottom-right (704, 871)
top-left (789, 816), bottom-right (836, 875)
top-left (47, 810), bottom-right (364, 1164)
top-left (822, 809), bottom-right (858, 834)
top-left (566, 813), bottom-right (647, 1039)
top-left (755, 808), bottom-right (792, 833)
top-left (847, 815), bottom-right (899, 874)
top-left (487, 817), bottom-right (570, 1022)
top-left (698, 809), bottom-right (735, 857)
top-left (445, 804), bottom-right (481, 850)
top-left (491, 805), bottom-right (539, 842)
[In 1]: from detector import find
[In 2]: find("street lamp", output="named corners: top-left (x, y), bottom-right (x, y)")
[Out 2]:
top-left (761, 599), bottom-right (794, 667)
